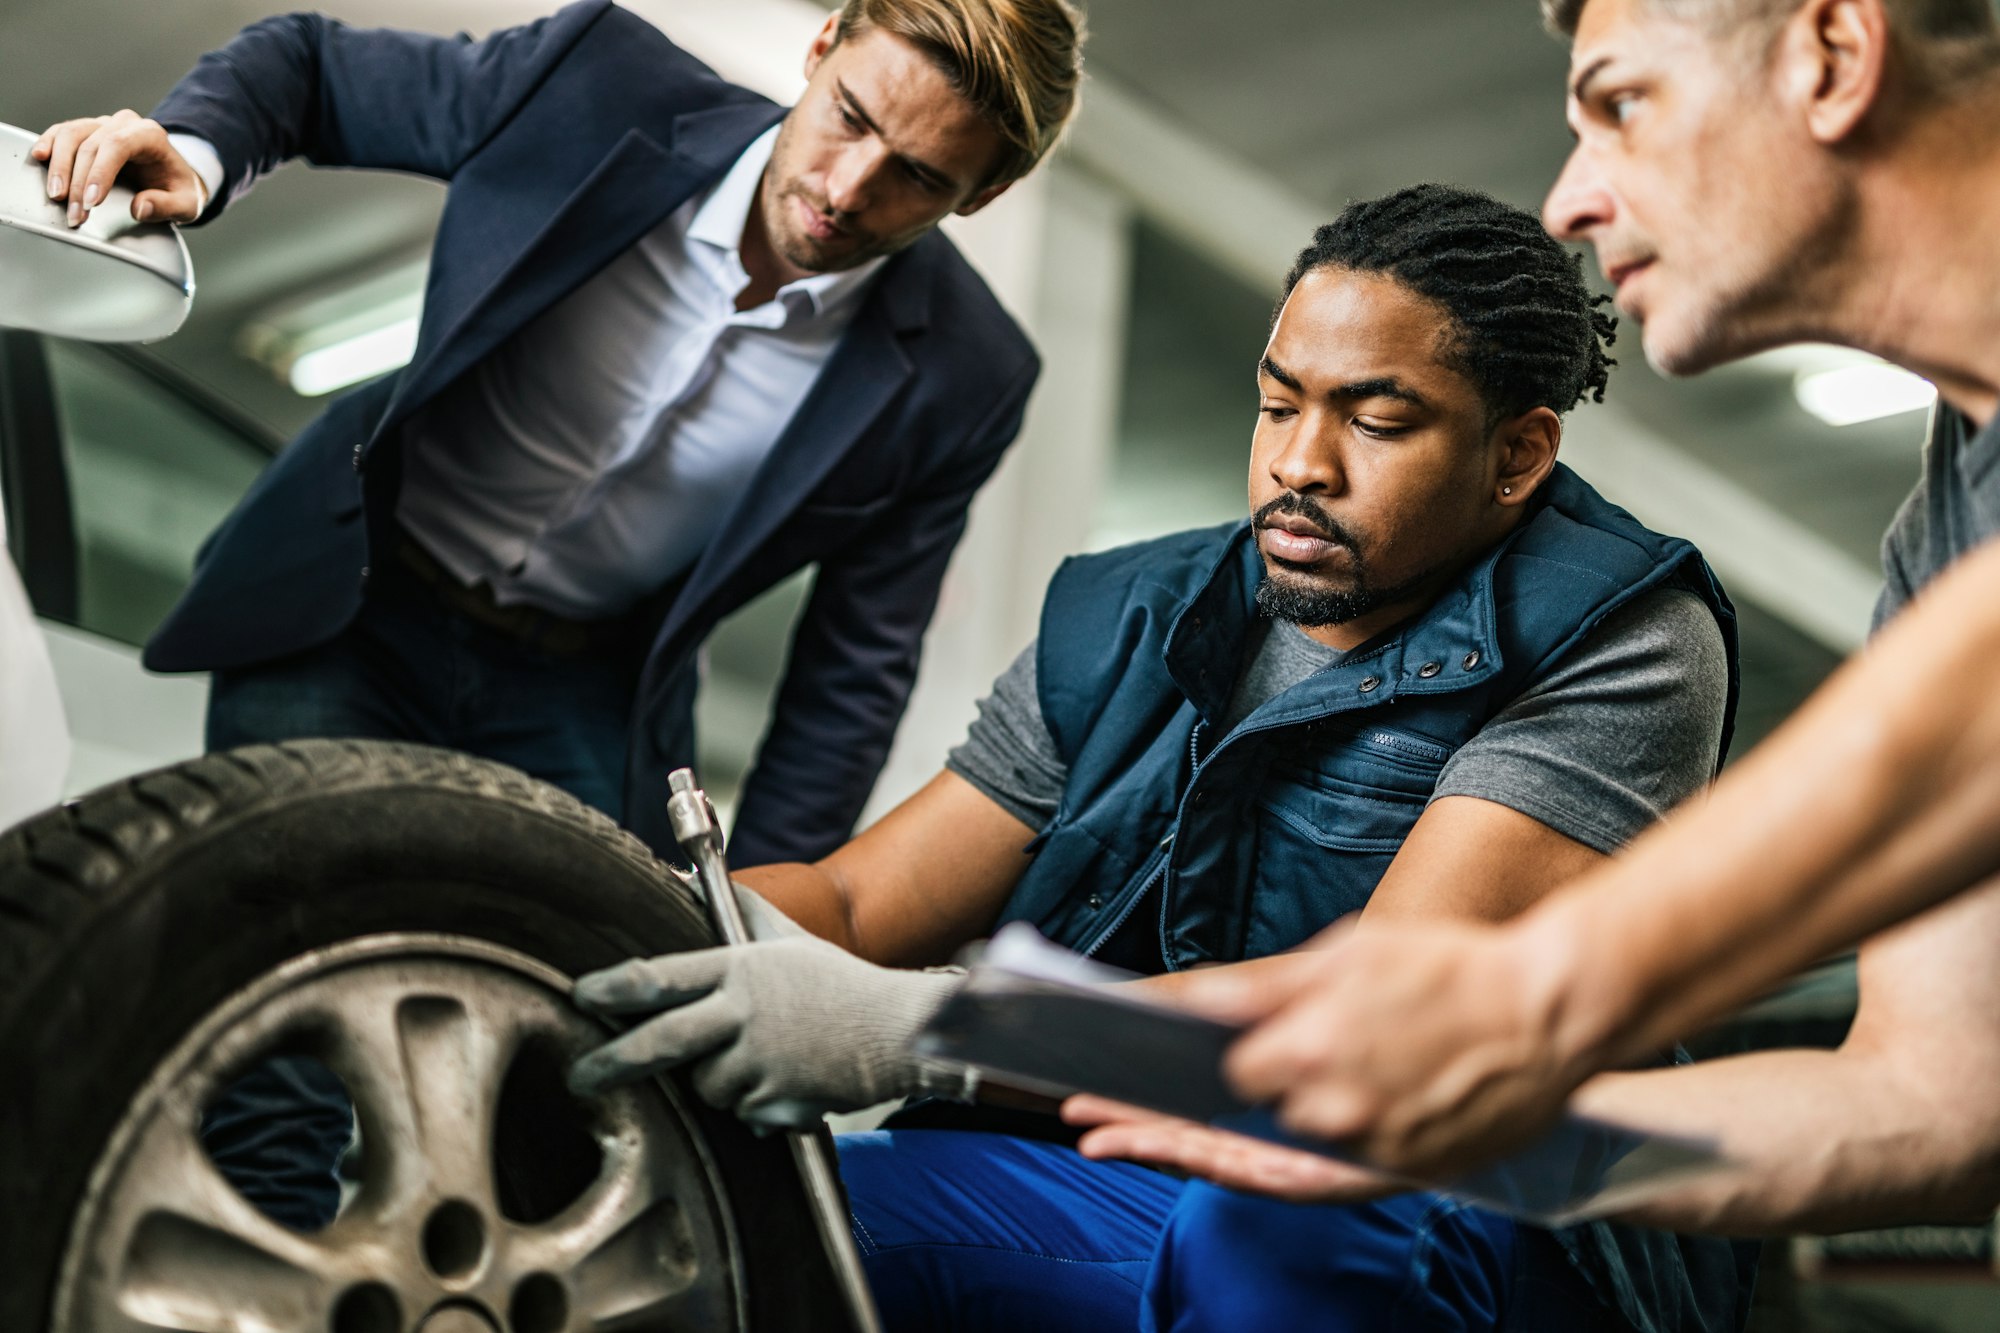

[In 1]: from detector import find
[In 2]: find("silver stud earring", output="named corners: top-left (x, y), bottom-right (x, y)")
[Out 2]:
top-left (1501, 486), bottom-right (1513, 496)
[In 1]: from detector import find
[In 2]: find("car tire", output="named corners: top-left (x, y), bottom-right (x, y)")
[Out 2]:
top-left (0, 739), bottom-right (839, 1330)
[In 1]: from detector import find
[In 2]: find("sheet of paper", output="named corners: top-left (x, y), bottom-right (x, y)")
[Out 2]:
top-left (913, 923), bottom-right (1728, 1227)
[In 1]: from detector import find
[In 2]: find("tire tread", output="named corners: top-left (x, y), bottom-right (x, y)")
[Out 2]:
top-left (0, 740), bottom-right (671, 1035)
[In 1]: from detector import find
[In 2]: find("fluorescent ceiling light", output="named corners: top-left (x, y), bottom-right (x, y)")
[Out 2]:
top-left (1793, 362), bottom-right (1937, 427)
top-left (1735, 342), bottom-right (1937, 427)
top-left (239, 260), bottom-right (426, 397)
top-left (287, 315), bottom-right (421, 397)
top-left (1737, 343), bottom-right (1872, 377)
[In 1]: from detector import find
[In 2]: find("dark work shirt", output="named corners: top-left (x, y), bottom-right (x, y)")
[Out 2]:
top-left (1878, 402), bottom-right (2000, 629)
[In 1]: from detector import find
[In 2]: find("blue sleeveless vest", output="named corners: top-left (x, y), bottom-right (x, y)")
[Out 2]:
top-left (982, 466), bottom-right (1754, 1333)
top-left (997, 464), bottom-right (1739, 969)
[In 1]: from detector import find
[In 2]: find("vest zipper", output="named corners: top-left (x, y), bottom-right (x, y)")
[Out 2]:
top-left (1080, 838), bottom-right (1171, 959)
top-left (1079, 721), bottom-right (1206, 960)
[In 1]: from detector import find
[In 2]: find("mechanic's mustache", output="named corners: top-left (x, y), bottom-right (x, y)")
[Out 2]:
top-left (1252, 493), bottom-right (1360, 552)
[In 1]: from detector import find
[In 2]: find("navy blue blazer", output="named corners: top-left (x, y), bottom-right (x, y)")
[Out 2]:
top-left (142, 1), bottom-right (1040, 864)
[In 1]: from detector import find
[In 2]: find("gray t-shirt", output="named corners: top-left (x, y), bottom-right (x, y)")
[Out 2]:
top-left (946, 585), bottom-right (1728, 856)
top-left (1877, 403), bottom-right (2000, 630)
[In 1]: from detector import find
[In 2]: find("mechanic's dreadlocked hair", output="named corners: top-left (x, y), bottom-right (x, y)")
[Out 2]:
top-left (1281, 184), bottom-right (1617, 420)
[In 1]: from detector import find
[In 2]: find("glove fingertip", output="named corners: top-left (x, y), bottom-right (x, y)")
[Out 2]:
top-left (743, 1098), bottom-right (830, 1133)
top-left (572, 965), bottom-right (644, 1011)
top-left (567, 1053), bottom-right (630, 1098)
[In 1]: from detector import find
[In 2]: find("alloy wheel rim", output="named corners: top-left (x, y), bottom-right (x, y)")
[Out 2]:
top-left (52, 932), bottom-right (745, 1332)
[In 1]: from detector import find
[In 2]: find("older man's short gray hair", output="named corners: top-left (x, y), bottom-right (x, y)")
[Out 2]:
top-left (1540, 0), bottom-right (2000, 89)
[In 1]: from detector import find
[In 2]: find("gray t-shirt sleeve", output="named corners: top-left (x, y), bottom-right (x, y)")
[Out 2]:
top-left (945, 640), bottom-right (1069, 832)
top-left (1429, 585), bottom-right (1729, 854)
top-left (1873, 402), bottom-right (1959, 632)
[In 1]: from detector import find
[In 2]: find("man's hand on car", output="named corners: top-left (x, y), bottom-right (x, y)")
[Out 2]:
top-left (31, 111), bottom-right (205, 228)
top-left (567, 909), bottom-right (977, 1129)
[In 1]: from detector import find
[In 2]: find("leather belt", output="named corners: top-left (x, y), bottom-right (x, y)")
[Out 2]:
top-left (389, 531), bottom-right (649, 657)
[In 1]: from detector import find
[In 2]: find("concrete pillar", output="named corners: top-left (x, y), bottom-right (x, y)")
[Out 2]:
top-left (860, 160), bottom-right (1134, 822)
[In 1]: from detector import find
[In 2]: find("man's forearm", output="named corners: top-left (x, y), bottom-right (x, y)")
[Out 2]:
top-left (1527, 537), bottom-right (2000, 1073)
top-left (1579, 1051), bottom-right (2000, 1235)
top-left (735, 862), bottom-right (864, 954)
top-left (736, 773), bottom-right (1037, 968)
top-left (1129, 952), bottom-right (1325, 1005)
top-left (1575, 872), bottom-right (2000, 1236)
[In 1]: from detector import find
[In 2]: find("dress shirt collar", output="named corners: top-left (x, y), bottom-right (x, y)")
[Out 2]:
top-left (687, 123), bottom-right (887, 318)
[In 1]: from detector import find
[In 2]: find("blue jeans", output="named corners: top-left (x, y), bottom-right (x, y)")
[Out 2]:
top-left (199, 562), bottom-right (647, 1229)
top-left (839, 1130), bottom-right (1634, 1333)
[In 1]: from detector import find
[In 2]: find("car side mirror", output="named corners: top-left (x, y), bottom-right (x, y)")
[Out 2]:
top-left (0, 121), bottom-right (193, 343)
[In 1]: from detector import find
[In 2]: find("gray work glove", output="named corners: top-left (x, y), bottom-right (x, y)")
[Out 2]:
top-left (567, 907), bottom-right (977, 1129)
top-left (727, 880), bottom-right (811, 943)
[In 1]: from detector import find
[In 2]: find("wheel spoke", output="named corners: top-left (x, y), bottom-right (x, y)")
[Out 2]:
top-left (79, 1120), bottom-right (340, 1332)
top-left (513, 1081), bottom-right (736, 1321)
top-left (512, 1098), bottom-right (659, 1272)
top-left (322, 978), bottom-right (513, 1211)
top-left (575, 1271), bottom-right (737, 1332)
top-left (565, 1171), bottom-right (724, 1329)
top-left (111, 1211), bottom-right (327, 1333)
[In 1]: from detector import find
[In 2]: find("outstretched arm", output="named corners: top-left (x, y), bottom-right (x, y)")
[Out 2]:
top-left (1573, 874), bottom-right (2000, 1235)
top-left (33, 2), bottom-right (608, 226)
top-left (738, 771), bottom-right (1036, 967)
top-left (570, 769), bottom-right (1036, 1123)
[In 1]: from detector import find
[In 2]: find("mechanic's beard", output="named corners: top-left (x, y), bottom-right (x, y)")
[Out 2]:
top-left (1256, 567), bottom-right (1377, 628)
top-left (1250, 494), bottom-right (1433, 629)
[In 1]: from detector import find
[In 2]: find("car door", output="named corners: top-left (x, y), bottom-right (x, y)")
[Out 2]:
top-left (0, 330), bottom-right (276, 792)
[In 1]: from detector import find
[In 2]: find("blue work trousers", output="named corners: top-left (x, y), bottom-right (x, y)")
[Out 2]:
top-left (838, 1129), bottom-right (1627, 1333)
top-left (199, 561), bottom-right (646, 1230)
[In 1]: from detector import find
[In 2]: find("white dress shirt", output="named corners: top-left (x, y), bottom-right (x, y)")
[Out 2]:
top-left (400, 124), bottom-right (888, 617)
top-left (184, 124), bottom-right (885, 619)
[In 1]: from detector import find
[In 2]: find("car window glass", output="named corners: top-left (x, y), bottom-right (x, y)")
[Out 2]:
top-left (46, 342), bottom-right (268, 647)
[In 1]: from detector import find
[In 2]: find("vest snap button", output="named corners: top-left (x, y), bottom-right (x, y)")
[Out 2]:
top-left (1088, 895), bottom-right (1104, 909)
top-left (1462, 651), bottom-right (1482, 670)
top-left (1418, 661), bottom-right (1443, 678)
top-left (1358, 675), bottom-right (1381, 693)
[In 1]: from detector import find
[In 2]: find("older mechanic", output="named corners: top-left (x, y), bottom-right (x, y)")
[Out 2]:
top-left (572, 186), bottom-right (1755, 1333)
top-left (1089, 0), bottom-right (2000, 1243)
